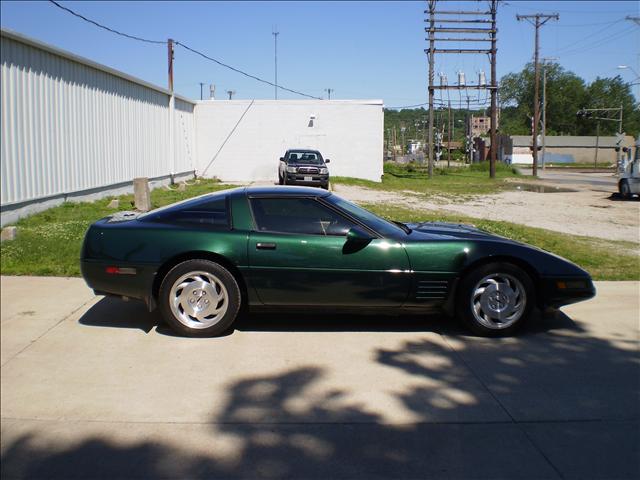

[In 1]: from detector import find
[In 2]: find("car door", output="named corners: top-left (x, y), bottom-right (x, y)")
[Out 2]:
top-left (247, 196), bottom-right (411, 306)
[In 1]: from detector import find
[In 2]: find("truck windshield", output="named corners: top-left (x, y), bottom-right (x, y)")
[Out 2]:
top-left (288, 151), bottom-right (323, 165)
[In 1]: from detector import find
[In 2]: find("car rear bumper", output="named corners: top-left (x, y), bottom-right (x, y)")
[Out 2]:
top-left (81, 259), bottom-right (158, 306)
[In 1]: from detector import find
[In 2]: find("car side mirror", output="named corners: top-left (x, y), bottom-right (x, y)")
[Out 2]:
top-left (324, 159), bottom-right (330, 163)
top-left (344, 227), bottom-right (373, 254)
top-left (346, 226), bottom-right (373, 243)
top-left (280, 157), bottom-right (285, 161)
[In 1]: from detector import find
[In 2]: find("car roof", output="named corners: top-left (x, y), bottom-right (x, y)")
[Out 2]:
top-left (244, 185), bottom-right (331, 197)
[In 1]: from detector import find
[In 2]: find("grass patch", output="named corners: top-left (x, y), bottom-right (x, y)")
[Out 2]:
top-left (2, 176), bottom-right (637, 281)
top-left (0, 180), bottom-right (234, 277)
top-left (333, 161), bottom-right (526, 196)
top-left (363, 203), bottom-right (639, 281)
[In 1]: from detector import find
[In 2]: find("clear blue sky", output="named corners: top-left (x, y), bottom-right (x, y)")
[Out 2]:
top-left (1, 1), bottom-right (638, 106)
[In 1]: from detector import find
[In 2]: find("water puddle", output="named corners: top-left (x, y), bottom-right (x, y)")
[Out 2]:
top-left (510, 183), bottom-right (578, 193)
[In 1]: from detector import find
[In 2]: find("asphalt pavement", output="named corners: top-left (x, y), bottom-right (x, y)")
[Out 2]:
top-left (519, 168), bottom-right (618, 189)
top-left (1, 276), bottom-right (639, 479)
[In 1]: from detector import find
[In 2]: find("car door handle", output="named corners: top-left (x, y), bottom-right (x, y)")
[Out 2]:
top-left (256, 242), bottom-right (277, 250)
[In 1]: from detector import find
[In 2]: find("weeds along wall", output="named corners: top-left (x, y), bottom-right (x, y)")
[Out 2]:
top-left (0, 29), bottom-right (196, 225)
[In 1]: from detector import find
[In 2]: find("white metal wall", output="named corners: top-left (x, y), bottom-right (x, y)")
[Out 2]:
top-left (194, 100), bottom-right (383, 183)
top-left (0, 30), bottom-right (195, 209)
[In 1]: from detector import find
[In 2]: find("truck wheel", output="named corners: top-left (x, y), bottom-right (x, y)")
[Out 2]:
top-left (159, 259), bottom-right (241, 337)
top-left (620, 180), bottom-right (631, 199)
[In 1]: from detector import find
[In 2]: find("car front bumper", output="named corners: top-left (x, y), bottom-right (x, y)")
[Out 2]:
top-left (286, 174), bottom-right (329, 187)
top-left (540, 276), bottom-right (596, 308)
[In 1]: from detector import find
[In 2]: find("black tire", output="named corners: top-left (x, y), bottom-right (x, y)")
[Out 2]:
top-left (456, 262), bottom-right (535, 337)
top-left (158, 259), bottom-right (241, 337)
top-left (620, 180), bottom-right (631, 199)
top-left (278, 173), bottom-right (284, 185)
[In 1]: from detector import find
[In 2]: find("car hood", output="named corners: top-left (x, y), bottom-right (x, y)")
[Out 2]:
top-left (290, 163), bottom-right (326, 168)
top-left (405, 221), bottom-right (514, 242)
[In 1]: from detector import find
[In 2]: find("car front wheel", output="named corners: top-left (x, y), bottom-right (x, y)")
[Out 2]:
top-left (159, 259), bottom-right (241, 337)
top-left (456, 262), bottom-right (534, 336)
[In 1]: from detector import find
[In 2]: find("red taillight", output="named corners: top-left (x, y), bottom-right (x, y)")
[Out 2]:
top-left (105, 266), bottom-right (136, 275)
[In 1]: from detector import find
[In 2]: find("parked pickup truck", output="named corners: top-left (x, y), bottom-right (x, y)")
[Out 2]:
top-left (278, 149), bottom-right (330, 189)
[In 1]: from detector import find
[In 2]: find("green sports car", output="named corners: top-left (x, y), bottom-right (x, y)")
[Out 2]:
top-left (81, 186), bottom-right (595, 337)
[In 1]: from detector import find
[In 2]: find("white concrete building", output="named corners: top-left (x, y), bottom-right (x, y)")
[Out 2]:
top-left (194, 99), bottom-right (383, 183)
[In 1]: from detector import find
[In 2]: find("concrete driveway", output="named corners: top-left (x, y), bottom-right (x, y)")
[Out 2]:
top-left (1, 276), bottom-right (638, 479)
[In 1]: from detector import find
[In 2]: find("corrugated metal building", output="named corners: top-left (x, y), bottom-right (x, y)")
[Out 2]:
top-left (1, 29), bottom-right (196, 225)
top-left (1, 29), bottom-right (384, 226)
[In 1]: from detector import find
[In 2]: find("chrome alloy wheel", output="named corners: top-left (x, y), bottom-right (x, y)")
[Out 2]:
top-left (471, 273), bottom-right (527, 330)
top-left (169, 271), bottom-right (229, 329)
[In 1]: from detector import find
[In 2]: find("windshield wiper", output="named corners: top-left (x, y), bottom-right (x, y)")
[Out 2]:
top-left (392, 220), bottom-right (412, 234)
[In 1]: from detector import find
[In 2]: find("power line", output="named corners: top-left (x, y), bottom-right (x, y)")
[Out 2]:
top-left (48, 0), bottom-right (165, 44)
top-left (174, 41), bottom-right (321, 99)
top-left (48, 0), bottom-right (322, 100)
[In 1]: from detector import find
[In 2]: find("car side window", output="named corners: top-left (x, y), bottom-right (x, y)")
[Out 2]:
top-left (152, 198), bottom-right (230, 228)
top-left (250, 198), bottom-right (355, 236)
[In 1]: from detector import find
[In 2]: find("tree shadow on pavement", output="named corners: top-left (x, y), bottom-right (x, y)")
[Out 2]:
top-left (10, 299), bottom-right (634, 479)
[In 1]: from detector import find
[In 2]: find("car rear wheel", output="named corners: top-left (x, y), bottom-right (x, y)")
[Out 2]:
top-left (159, 259), bottom-right (241, 337)
top-left (456, 262), bottom-right (534, 336)
top-left (620, 180), bottom-right (631, 199)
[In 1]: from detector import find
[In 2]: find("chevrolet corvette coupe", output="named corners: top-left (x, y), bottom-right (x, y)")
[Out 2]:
top-left (81, 186), bottom-right (595, 337)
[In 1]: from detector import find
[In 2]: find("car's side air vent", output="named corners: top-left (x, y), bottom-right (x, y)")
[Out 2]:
top-left (415, 280), bottom-right (449, 301)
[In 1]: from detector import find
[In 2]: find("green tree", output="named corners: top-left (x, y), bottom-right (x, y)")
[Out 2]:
top-left (579, 76), bottom-right (640, 136)
top-left (499, 62), bottom-right (587, 136)
top-left (499, 62), bottom-right (640, 137)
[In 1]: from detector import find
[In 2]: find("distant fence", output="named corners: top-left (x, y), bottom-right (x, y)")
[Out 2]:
top-left (0, 29), bottom-right (196, 225)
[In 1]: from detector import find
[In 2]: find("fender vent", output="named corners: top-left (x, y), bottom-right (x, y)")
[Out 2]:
top-left (415, 280), bottom-right (449, 301)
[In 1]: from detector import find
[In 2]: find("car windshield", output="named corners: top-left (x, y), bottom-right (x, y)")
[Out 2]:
top-left (325, 195), bottom-right (406, 237)
top-left (288, 151), bottom-right (323, 165)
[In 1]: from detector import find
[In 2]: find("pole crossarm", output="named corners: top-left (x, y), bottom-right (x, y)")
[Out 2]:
top-left (426, 27), bottom-right (496, 33)
top-left (427, 49), bottom-right (492, 54)
top-left (430, 37), bottom-right (493, 42)
top-left (426, 10), bottom-right (492, 15)
top-left (430, 18), bottom-right (493, 23)
top-left (430, 85), bottom-right (497, 90)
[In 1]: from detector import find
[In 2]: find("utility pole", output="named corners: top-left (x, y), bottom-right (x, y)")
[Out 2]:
top-left (272, 28), bottom-right (279, 100)
top-left (167, 38), bottom-right (174, 92)
top-left (541, 57), bottom-right (558, 170)
top-left (516, 13), bottom-right (559, 176)
top-left (489, 0), bottom-right (497, 178)
top-left (226, 90), bottom-right (236, 100)
top-left (424, 0), bottom-right (497, 177)
top-left (427, 0), bottom-right (436, 177)
top-left (324, 88), bottom-right (334, 100)
top-left (199, 82), bottom-right (205, 100)
top-left (447, 99), bottom-right (452, 167)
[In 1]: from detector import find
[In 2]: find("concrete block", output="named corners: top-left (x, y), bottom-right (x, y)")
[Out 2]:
top-left (0, 226), bottom-right (17, 242)
top-left (107, 199), bottom-right (119, 209)
top-left (133, 178), bottom-right (151, 212)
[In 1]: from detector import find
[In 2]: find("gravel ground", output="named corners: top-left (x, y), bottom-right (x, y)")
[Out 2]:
top-left (332, 178), bottom-right (640, 244)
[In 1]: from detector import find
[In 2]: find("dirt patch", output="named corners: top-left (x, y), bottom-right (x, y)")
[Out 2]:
top-left (333, 183), bottom-right (640, 244)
